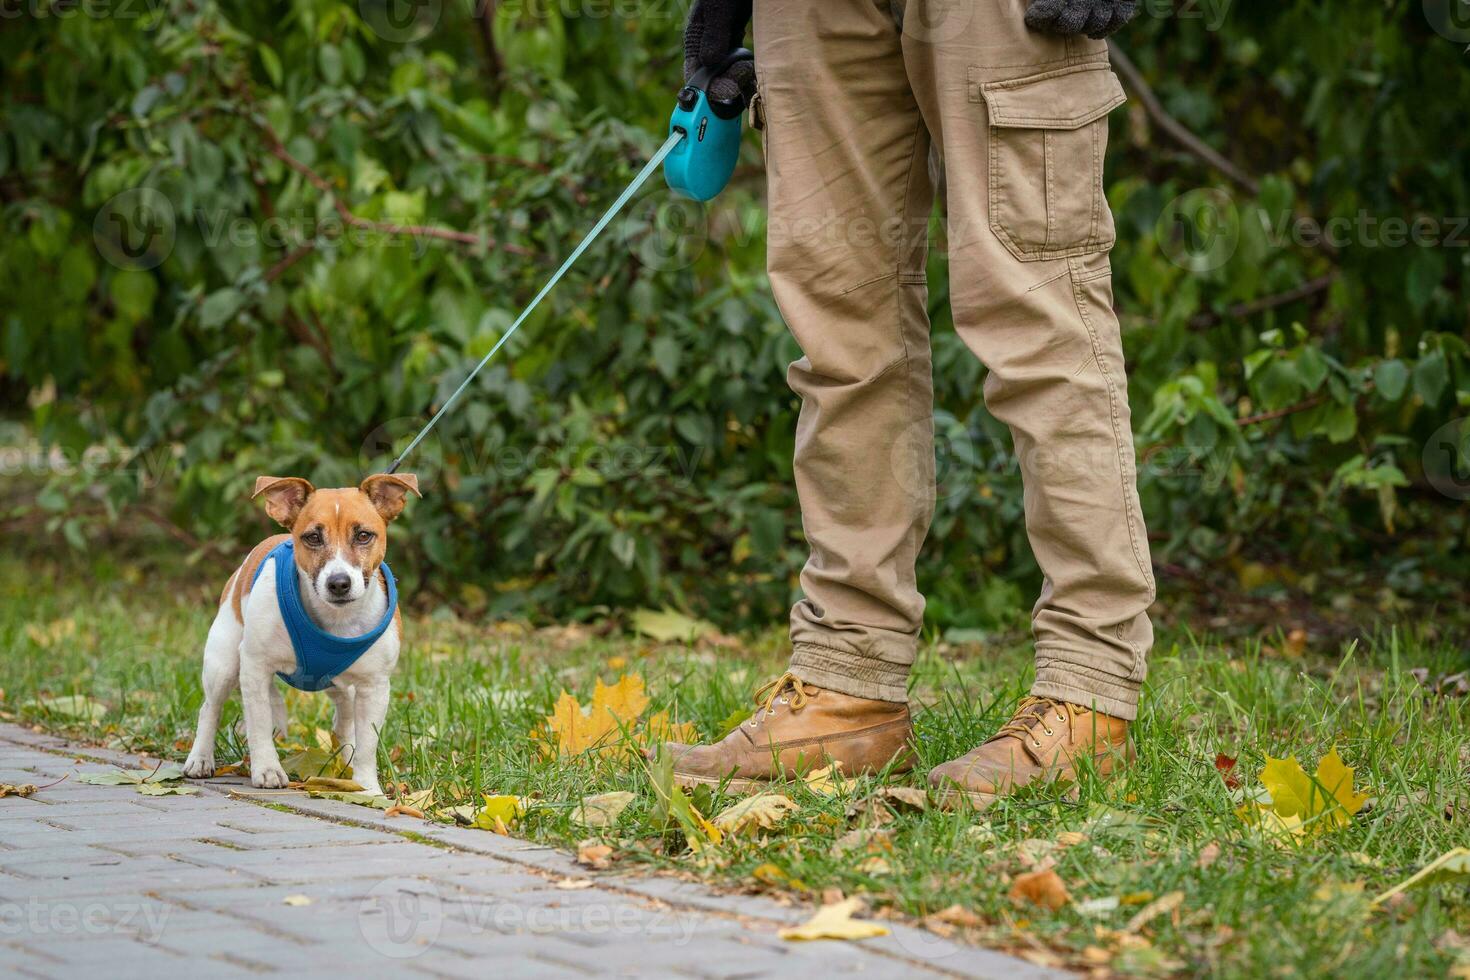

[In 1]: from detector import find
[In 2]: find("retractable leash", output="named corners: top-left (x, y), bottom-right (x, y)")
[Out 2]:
top-left (383, 51), bottom-right (755, 476)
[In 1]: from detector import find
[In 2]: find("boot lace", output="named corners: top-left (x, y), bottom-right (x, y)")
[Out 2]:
top-left (747, 672), bottom-right (813, 727)
top-left (989, 696), bottom-right (1077, 749)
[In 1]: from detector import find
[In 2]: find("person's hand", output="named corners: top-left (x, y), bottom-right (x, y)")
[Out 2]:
top-left (683, 0), bottom-right (756, 105)
top-left (1024, 0), bottom-right (1139, 39)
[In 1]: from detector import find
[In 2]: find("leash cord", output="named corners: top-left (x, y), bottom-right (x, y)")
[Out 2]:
top-left (386, 129), bottom-right (687, 475)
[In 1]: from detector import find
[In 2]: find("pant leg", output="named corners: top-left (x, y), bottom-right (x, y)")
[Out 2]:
top-left (902, 0), bottom-right (1156, 720)
top-left (754, 0), bottom-right (936, 704)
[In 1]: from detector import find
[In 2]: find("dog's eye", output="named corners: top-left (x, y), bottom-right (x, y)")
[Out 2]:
top-left (355, 530), bottom-right (375, 545)
top-left (301, 531), bottom-right (324, 547)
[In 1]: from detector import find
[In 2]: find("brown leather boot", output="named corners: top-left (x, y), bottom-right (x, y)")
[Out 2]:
top-left (658, 673), bottom-right (915, 791)
top-left (928, 697), bottom-right (1132, 810)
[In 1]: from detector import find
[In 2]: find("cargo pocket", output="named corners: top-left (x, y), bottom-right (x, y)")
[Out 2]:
top-left (975, 62), bottom-right (1126, 263)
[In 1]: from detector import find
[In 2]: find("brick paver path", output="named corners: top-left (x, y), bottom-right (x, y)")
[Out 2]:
top-left (0, 724), bottom-right (1060, 979)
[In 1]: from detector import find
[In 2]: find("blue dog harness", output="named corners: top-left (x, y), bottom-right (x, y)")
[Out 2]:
top-left (251, 539), bottom-right (398, 692)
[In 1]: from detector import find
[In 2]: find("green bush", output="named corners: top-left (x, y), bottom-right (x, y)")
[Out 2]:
top-left (2, 1), bottom-right (1467, 628)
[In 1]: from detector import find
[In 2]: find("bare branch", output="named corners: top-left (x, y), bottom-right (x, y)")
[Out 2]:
top-left (1110, 42), bottom-right (1260, 196)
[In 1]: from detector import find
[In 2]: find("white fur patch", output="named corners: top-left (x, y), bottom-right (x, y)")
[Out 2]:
top-left (317, 551), bottom-right (366, 603)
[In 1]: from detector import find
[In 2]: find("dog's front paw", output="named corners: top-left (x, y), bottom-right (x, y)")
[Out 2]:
top-left (356, 781), bottom-right (385, 798)
top-left (182, 752), bottom-right (215, 779)
top-left (251, 762), bottom-right (290, 789)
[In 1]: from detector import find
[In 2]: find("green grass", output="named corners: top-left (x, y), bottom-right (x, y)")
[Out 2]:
top-left (1, 546), bottom-right (1467, 978)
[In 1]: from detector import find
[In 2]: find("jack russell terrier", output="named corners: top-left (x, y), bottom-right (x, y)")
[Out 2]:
top-left (183, 473), bottom-right (420, 795)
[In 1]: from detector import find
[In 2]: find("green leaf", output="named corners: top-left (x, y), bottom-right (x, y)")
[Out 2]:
top-left (131, 84), bottom-right (162, 119)
top-left (1373, 359), bottom-right (1409, 401)
top-left (631, 607), bottom-right (718, 643)
top-left (199, 288), bottom-right (244, 330)
top-left (319, 44), bottom-right (343, 85)
top-left (24, 695), bottom-right (108, 722)
top-left (258, 44), bottom-right (283, 88)
top-left (137, 782), bottom-right (199, 796)
top-left (1413, 350), bottom-right (1449, 405)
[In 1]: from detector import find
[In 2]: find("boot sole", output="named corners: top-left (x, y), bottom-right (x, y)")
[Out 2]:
top-left (933, 781), bottom-right (1081, 811)
top-left (673, 758), bottom-right (916, 794)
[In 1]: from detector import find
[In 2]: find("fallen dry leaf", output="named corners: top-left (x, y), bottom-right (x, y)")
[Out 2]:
top-left (301, 776), bottom-right (364, 793)
top-left (1371, 848), bottom-right (1470, 906)
top-left (928, 904), bottom-right (983, 929)
top-left (572, 790), bottom-right (636, 828)
top-left (1124, 890), bottom-right (1185, 934)
top-left (1196, 842), bottom-right (1222, 869)
top-left (1215, 753), bottom-right (1241, 790)
top-left (1055, 830), bottom-right (1088, 848)
top-left (752, 862), bottom-right (809, 892)
top-left (713, 793), bottom-right (799, 836)
top-left (0, 784), bottom-right (38, 798)
top-left (282, 894), bottom-right (312, 907)
top-left (877, 786), bottom-right (928, 811)
top-left (779, 898), bottom-right (889, 942)
top-left (555, 877), bottom-right (594, 890)
top-left (576, 840), bottom-right (616, 870)
top-left (832, 827), bottom-right (894, 857)
top-left (280, 747), bottom-right (352, 781)
top-left (803, 763), bottom-right (843, 797)
top-left (1008, 868), bottom-right (1070, 910)
top-left (384, 805), bottom-right (425, 819)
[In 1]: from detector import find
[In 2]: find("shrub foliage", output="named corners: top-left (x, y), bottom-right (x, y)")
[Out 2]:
top-left (2, 2), bottom-right (1467, 626)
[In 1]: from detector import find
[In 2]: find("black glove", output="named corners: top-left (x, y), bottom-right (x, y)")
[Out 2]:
top-left (683, 0), bottom-right (756, 105)
top-left (1024, 0), bottom-right (1139, 39)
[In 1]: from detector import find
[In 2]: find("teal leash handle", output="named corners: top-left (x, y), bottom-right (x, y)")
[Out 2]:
top-left (664, 48), bottom-right (753, 202)
top-left (385, 129), bottom-right (687, 475)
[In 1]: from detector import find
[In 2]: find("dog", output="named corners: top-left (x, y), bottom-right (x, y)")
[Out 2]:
top-left (183, 473), bottom-right (420, 795)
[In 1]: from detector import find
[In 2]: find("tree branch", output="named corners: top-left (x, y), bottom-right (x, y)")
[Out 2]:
top-left (473, 0), bottom-right (505, 98)
top-left (1109, 42), bottom-right (1260, 196)
top-left (256, 118), bottom-right (534, 257)
top-left (1189, 273), bottom-right (1339, 330)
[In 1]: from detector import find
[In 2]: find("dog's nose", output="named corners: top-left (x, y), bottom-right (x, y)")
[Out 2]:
top-left (326, 573), bottom-right (352, 598)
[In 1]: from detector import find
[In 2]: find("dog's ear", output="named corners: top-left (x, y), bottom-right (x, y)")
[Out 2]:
top-left (252, 476), bottom-right (315, 528)
top-left (359, 473), bottom-right (422, 522)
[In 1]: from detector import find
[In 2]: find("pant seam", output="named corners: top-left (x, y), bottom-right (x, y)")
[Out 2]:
top-left (895, 116), bottom-right (928, 596)
top-left (1065, 261), bottom-right (1152, 592)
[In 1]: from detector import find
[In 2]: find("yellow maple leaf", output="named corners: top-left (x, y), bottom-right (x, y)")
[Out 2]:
top-left (1242, 746), bottom-right (1368, 840)
top-left (592, 674), bottom-right (649, 725)
top-left (474, 794), bottom-right (526, 833)
top-left (540, 673), bottom-right (694, 759)
top-left (778, 898), bottom-right (889, 941)
top-left (644, 709), bottom-right (697, 745)
top-left (544, 690), bottom-right (618, 757)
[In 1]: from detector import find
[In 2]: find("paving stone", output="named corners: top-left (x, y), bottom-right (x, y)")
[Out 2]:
top-left (0, 724), bottom-right (1061, 980)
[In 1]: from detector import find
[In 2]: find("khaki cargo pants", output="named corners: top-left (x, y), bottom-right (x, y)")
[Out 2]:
top-left (755, 0), bottom-right (1156, 719)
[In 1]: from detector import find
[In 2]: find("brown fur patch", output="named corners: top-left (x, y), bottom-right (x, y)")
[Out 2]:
top-left (229, 534), bottom-right (290, 622)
